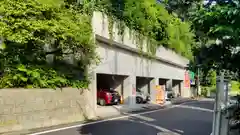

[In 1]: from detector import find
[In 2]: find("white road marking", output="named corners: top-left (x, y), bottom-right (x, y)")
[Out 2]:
top-left (29, 105), bottom-right (176, 135)
top-left (173, 129), bottom-right (184, 133)
top-left (136, 120), bottom-right (180, 135)
top-left (131, 114), bottom-right (156, 122)
top-left (176, 105), bottom-right (214, 112)
top-left (29, 100), bottom-right (211, 135)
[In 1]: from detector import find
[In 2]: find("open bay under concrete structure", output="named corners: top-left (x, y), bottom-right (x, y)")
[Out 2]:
top-left (89, 11), bottom-right (191, 110)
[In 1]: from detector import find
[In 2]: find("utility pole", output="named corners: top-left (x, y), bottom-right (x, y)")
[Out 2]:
top-left (212, 72), bottom-right (230, 135)
top-left (195, 56), bottom-right (201, 97)
top-left (196, 66), bottom-right (200, 96)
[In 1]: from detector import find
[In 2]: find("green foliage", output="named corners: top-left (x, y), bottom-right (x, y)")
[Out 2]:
top-left (95, 0), bottom-right (195, 58)
top-left (207, 69), bottom-right (217, 86)
top-left (201, 86), bottom-right (216, 97)
top-left (167, 17), bottom-right (195, 58)
top-left (190, 0), bottom-right (240, 75)
top-left (163, 0), bottom-right (203, 20)
top-left (0, 0), bottom-right (97, 88)
top-left (0, 64), bottom-right (89, 88)
top-left (231, 81), bottom-right (240, 92)
top-left (200, 86), bottom-right (208, 97)
top-left (0, 0), bottom-right (196, 89)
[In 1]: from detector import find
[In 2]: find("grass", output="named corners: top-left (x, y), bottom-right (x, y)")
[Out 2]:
top-left (201, 81), bottom-right (240, 97)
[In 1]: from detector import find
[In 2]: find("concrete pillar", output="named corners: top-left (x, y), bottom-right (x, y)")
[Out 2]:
top-left (180, 81), bottom-right (185, 97)
top-left (123, 75), bottom-right (136, 106)
top-left (150, 78), bottom-right (158, 102)
top-left (88, 71), bottom-right (97, 110)
top-left (181, 81), bottom-right (191, 98)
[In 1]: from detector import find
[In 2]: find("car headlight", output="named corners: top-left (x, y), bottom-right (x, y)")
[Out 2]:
top-left (106, 92), bottom-right (111, 96)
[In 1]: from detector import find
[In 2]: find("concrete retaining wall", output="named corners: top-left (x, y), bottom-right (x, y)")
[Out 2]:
top-left (94, 42), bottom-right (185, 80)
top-left (0, 88), bottom-right (95, 133)
top-left (92, 11), bottom-right (189, 67)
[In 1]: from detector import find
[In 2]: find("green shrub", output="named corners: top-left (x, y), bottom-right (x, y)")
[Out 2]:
top-left (201, 86), bottom-right (208, 97)
top-left (231, 81), bottom-right (240, 92)
top-left (0, 0), bottom-right (97, 89)
top-left (201, 86), bottom-right (216, 97)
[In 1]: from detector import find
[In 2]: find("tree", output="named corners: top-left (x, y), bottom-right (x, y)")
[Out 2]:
top-left (190, 0), bottom-right (240, 74)
top-left (162, 0), bottom-right (203, 20)
top-left (188, 0), bottom-right (240, 132)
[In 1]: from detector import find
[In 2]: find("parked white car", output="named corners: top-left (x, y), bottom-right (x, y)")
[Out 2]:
top-left (136, 88), bottom-right (151, 104)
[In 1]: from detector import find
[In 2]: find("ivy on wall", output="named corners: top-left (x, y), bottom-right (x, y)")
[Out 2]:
top-left (95, 0), bottom-right (195, 59)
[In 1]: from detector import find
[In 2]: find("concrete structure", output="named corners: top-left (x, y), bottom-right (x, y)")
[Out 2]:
top-left (0, 88), bottom-right (96, 133)
top-left (89, 12), bottom-right (191, 109)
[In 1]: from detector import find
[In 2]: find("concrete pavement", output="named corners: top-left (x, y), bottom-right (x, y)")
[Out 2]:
top-left (28, 100), bottom-right (214, 135)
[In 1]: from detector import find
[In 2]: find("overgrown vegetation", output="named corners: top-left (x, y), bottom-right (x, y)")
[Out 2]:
top-left (95, 0), bottom-right (195, 58)
top-left (0, 0), bottom-right (196, 89)
top-left (0, 0), bottom-right (97, 88)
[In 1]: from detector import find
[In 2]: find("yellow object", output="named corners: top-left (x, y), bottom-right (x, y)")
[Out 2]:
top-left (120, 96), bottom-right (123, 104)
top-left (155, 85), bottom-right (165, 105)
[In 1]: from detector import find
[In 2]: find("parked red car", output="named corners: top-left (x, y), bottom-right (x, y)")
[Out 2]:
top-left (97, 88), bottom-right (121, 106)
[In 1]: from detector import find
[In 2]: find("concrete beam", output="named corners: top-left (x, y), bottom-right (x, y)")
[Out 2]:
top-left (96, 35), bottom-right (187, 69)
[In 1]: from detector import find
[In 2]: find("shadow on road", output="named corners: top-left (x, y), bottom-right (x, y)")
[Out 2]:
top-left (77, 109), bottom-right (212, 135)
top-left (76, 99), bottom-right (214, 135)
top-left (77, 117), bottom-right (165, 135)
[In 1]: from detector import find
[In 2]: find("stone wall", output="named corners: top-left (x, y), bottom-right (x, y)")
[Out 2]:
top-left (0, 88), bottom-right (96, 133)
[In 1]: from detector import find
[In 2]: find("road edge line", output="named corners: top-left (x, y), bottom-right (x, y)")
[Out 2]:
top-left (29, 105), bottom-right (178, 135)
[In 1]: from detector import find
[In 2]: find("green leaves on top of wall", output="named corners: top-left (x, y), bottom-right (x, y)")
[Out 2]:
top-left (0, 0), bottom-right (195, 89)
top-left (95, 0), bottom-right (195, 59)
top-left (0, 0), bottom-right (96, 88)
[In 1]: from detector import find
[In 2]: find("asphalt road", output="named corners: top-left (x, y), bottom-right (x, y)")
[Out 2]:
top-left (33, 100), bottom-right (214, 135)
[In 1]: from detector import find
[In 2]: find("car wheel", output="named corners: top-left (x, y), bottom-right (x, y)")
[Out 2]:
top-left (136, 97), bottom-right (143, 104)
top-left (99, 99), bottom-right (106, 106)
top-left (114, 102), bottom-right (119, 105)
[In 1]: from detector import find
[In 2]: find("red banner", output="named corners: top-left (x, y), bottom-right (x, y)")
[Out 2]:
top-left (184, 71), bottom-right (190, 88)
top-left (132, 84), bottom-right (136, 95)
